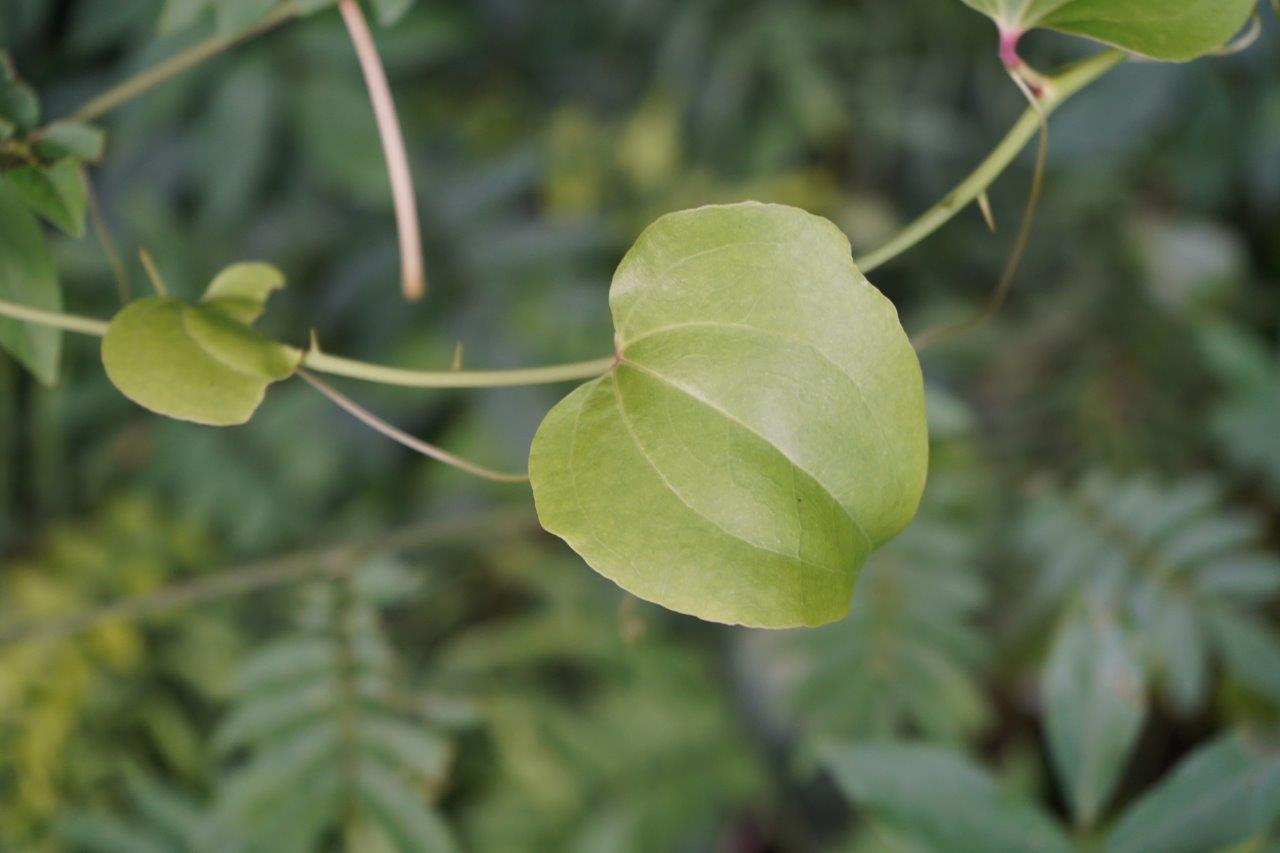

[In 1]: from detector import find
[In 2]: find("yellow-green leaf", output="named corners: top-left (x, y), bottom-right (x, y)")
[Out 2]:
top-left (200, 261), bottom-right (286, 324)
top-left (529, 202), bottom-right (928, 629)
top-left (101, 265), bottom-right (299, 426)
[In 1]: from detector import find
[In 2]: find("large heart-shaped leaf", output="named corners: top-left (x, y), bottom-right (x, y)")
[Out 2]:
top-left (529, 202), bottom-right (928, 629)
top-left (101, 263), bottom-right (299, 426)
top-left (960, 0), bottom-right (1258, 61)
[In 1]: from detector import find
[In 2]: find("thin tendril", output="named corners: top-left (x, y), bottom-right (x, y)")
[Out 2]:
top-left (85, 177), bottom-right (131, 303)
top-left (911, 70), bottom-right (1049, 351)
top-left (298, 369), bottom-right (528, 484)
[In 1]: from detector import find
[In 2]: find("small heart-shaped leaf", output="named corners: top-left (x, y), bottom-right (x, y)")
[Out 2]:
top-left (101, 263), bottom-right (299, 426)
top-left (200, 261), bottom-right (286, 323)
top-left (529, 202), bottom-right (928, 629)
top-left (960, 0), bottom-right (1258, 61)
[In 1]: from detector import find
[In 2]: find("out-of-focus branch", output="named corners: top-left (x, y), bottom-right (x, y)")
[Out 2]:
top-left (0, 507), bottom-right (537, 647)
top-left (66, 2), bottom-right (300, 124)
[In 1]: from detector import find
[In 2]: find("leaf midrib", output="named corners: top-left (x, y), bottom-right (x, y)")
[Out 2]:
top-left (616, 357), bottom-right (873, 558)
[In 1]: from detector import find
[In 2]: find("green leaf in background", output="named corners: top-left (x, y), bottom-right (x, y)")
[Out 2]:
top-left (1018, 474), bottom-right (1280, 716)
top-left (213, 0), bottom-right (277, 36)
top-left (370, 0), bottom-right (417, 26)
top-left (822, 741), bottom-right (1073, 853)
top-left (0, 180), bottom-right (61, 386)
top-left (5, 158), bottom-right (88, 237)
top-left (1104, 733), bottom-right (1280, 853)
top-left (212, 563), bottom-right (458, 852)
top-left (101, 262), bottom-right (299, 426)
top-left (34, 120), bottom-right (106, 161)
top-left (0, 68), bottom-right (40, 133)
top-left (1043, 606), bottom-right (1147, 828)
top-left (1215, 379), bottom-right (1280, 502)
top-left (958, 0), bottom-right (1259, 61)
top-left (529, 202), bottom-right (928, 628)
top-left (1207, 609), bottom-right (1280, 708)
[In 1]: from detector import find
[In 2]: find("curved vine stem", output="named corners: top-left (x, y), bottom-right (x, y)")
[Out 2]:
top-left (854, 49), bottom-right (1123, 275)
top-left (0, 52), bottom-right (1126, 380)
top-left (338, 0), bottom-right (426, 301)
top-left (910, 69), bottom-right (1049, 350)
top-left (64, 1), bottom-right (300, 125)
top-left (298, 369), bottom-right (529, 482)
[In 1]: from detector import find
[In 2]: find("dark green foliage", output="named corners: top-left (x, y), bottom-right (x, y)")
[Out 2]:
top-left (1018, 474), bottom-right (1280, 716)
top-left (435, 549), bottom-right (766, 852)
top-left (0, 0), bottom-right (1278, 850)
top-left (211, 562), bottom-right (457, 851)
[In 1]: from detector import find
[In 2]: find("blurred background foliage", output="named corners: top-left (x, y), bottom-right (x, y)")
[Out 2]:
top-left (1, 0), bottom-right (1278, 850)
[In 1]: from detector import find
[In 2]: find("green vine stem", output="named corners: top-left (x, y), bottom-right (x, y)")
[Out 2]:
top-left (0, 296), bottom-right (614, 389)
top-left (64, 1), bottom-right (300, 125)
top-left (854, 48), bottom-right (1123, 274)
top-left (300, 347), bottom-right (617, 388)
top-left (910, 68), bottom-right (1050, 350)
top-left (0, 297), bottom-right (109, 337)
top-left (0, 52), bottom-right (1124, 389)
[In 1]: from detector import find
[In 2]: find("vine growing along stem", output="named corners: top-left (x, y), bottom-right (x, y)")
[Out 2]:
top-left (0, 49), bottom-right (1124, 391)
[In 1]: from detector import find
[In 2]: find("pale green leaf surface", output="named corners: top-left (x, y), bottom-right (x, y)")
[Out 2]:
top-left (529, 202), bottom-right (927, 628)
top-left (959, 0), bottom-right (1257, 61)
top-left (201, 260), bottom-right (286, 323)
top-left (1105, 734), bottom-right (1280, 853)
top-left (1043, 607), bottom-right (1147, 828)
top-left (5, 158), bottom-right (88, 237)
top-left (0, 180), bottom-right (62, 385)
top-left (823, 741), bottom-right (1073, 853)
top-left (101, 296), bottom-right (300, 426)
